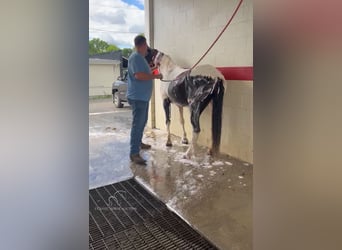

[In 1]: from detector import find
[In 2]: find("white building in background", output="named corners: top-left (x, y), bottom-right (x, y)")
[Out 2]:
top-left (89, 58), bottom-right (120, 97)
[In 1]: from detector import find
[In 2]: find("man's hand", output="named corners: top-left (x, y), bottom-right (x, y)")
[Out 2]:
top-left (154, 74), bottom-right (163, 80)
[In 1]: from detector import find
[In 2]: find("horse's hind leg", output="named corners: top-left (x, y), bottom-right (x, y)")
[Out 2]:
top-left (178, 106), bottom-right (188, 144)
top-left (185, 132), bottom-right (199, 159)
top-left (163, 98), bottom-right (172, 147)
top-left (185, 102), bottom-right (201, 158)
top-left (185, 97), bottom-right (212, 158)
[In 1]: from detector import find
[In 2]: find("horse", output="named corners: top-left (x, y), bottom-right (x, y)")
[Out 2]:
top-left (145, 49), bottom-right (225, 158)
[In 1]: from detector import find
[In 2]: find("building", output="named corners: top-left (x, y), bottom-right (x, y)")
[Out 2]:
top-left (89, 51), bottom-right (128, 97)
top-left (145, 0), bottom-right (253, 163)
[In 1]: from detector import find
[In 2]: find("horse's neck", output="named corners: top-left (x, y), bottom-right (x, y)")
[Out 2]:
top-left (168, 66), bottom-right (188, 80)
top-left (161, 57), bottom-right (188, 80)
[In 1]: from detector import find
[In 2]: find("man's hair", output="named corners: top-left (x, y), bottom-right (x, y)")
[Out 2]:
top-left (134, 35), bottom-right (147, 47)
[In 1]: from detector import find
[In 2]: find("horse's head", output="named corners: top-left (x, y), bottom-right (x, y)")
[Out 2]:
top-left (145, 47), bottom-right (159, 68)
top-left (153, 51), bottom-right (164, 67)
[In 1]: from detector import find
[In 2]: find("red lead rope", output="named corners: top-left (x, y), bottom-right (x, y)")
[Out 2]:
top-left (190, 0), bottom-right (244, 70)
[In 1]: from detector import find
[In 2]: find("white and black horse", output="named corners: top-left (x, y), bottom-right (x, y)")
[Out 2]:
top-left (146, 49), bottom-right (225, 158)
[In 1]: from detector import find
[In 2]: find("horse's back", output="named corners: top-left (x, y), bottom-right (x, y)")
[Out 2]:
top-left (190, 64), bottom-right (225, 81)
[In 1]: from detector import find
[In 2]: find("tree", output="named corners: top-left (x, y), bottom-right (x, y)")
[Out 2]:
top-left (89, 38), bottom-right (119, 55)
top-left (122, 48), bottom-right (133, 58)
top-left (107, 44), bottom-right (120, 52)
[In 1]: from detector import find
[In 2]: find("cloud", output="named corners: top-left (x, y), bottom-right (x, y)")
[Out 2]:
top-left (128, 24), bottom-right (144, 33)
top-left (89, 0), bottom-right (145, 48)
top-left (90, 9), bottom-right (126, 25)
top-left (94, 33), bottom-right (133, 48)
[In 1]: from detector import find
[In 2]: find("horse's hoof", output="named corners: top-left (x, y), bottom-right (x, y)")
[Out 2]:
top-left (184, 151), bottom-right (192, 159)
top-left (166, 142), bottom-right (172, 147)
top-left (181, 138), bottom-right (189, 144)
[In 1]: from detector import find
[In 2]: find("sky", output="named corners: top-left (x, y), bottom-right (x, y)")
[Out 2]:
top-left (89, 0), bottom-right (145, 49)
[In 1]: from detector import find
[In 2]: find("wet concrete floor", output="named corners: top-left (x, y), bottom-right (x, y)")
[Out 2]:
top-left (89, 98), bottom-right (252, 250)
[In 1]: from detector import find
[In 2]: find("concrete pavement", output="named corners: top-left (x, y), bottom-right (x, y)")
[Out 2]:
top-left (89, 98), bottom-right (252, 250)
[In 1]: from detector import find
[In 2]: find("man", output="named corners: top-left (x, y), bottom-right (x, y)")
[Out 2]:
top-left (127, 35), bottom-right (162, 165)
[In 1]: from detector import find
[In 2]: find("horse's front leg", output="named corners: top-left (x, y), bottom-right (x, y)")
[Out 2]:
top-left (178, 106), bottom-right (188, 144)
top-left (163, 98), bottom-right (172, 147)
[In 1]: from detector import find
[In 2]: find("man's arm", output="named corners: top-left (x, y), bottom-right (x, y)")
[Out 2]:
top-left (134, 72), bottom-right (162, 81)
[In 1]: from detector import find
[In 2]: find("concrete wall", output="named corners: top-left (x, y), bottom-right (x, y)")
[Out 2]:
top-left (147, 0), bottom-right (253, 163)
top-left (89, 60), bottom-right (120, 96)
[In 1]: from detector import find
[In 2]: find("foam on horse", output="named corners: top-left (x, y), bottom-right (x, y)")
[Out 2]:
top-left (146, 50), bottom-right (225, 158)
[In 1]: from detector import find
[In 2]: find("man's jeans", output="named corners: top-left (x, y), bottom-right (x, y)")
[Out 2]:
top-left (128, 99), bottom-right (149, 155)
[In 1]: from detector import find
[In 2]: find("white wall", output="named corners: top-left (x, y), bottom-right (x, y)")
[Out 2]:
top-left (89, 62), bottom-right (120, 96)
top-left (148, 0), bottom-right (253, 163)
top-left (152, 0), bottom-right (252, 67)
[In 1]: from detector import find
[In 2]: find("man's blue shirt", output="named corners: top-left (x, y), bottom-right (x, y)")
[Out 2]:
top-left (126, 52), bottom-right (153, 102)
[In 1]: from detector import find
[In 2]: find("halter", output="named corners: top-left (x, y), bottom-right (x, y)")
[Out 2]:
top-left (159, 69), bottom-right (191, 82)
top-left (158, 67), bottom-right (191, 82)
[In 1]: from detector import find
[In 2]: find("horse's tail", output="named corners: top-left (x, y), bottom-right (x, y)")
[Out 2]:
top-left (212, 78), bottom-right (225, 154)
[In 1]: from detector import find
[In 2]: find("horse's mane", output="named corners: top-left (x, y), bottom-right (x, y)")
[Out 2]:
top-left (160, 54), bottom-right (188, 80)
top-left (161, 54), bottom-right (177, 73)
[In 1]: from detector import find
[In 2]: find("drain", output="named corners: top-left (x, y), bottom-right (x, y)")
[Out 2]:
top-left (89, 178), bottom-right (218, 249)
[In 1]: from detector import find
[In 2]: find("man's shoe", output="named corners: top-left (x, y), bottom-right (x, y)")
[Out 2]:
top-left (130, 154), bottom-right (146, 165)
top-left (140, 142), bottom-right (151, 150)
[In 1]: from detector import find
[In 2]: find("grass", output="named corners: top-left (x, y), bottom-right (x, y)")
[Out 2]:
top-left (89, 95), bottom-right (112, 100)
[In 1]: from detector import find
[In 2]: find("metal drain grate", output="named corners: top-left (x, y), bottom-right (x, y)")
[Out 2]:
top-left (89, 178), bottom-right (219, 250)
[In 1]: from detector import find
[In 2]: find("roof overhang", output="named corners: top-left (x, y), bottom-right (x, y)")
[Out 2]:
top-left (89, 58), bottom-right (120, 65)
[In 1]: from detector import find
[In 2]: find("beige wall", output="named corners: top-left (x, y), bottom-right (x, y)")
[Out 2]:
top-left (89, 63), bottom-right (120, 96)
top-left (152, 0), bottom-right (253, 67)
top-left (147, 0), bottom-right (253, 163)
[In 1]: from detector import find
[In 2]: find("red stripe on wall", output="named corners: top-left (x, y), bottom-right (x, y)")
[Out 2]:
top-left (216, 66), bottom-right (253, 81)
top-left (153, 66), bottom-right (253, 81)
